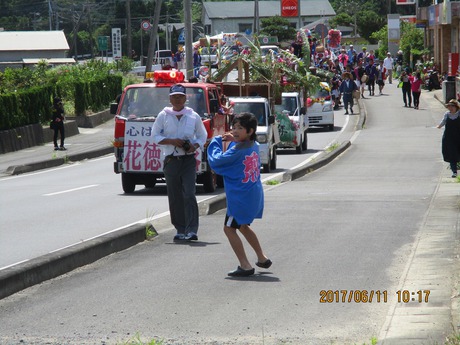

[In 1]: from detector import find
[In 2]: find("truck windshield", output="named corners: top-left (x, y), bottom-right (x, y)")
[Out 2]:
top-left (232, 102), bottom-right (266, 126)
top-left (119, 86), bottom-right (208, 119)
top-left (275, 96), bottom-right (297, 116)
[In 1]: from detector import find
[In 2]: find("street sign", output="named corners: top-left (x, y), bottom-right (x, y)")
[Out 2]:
top-left (112, 28), bottom-right (122, 60)
top-left (260, 36), bottom-right (278, 44)
top-left (315, 24), bottom-right (328, 39)
top-left (141, 20), bottom-right (151, 31)
top-left (178, 29), bottom-right (185, 43)
top-left (97, 36), bottom-right (108, 51)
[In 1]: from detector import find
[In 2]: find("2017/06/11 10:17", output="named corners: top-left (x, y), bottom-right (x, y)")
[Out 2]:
top-left (319, 289), bottom-right (431, 304)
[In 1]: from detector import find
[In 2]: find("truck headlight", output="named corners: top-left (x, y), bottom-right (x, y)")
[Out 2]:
top-left (256, 134), bottom-right (268, 143)
top-left (323, 104), bottom-right (333, 112)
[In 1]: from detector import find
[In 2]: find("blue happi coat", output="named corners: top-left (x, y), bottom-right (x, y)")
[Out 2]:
top-left (207, 136), bottom-right (264, 224)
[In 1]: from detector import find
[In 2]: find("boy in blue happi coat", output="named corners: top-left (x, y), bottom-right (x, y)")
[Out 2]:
top-left (207, 112), bottom-right (272, 277)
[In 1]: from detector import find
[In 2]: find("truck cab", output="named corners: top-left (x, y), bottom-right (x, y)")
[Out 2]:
top-left (111, 70), bottom-right (229, 193)
top-left (228, 96), bottom-right (280, 173)
top-left (275, 91), bottom-right (308, 153)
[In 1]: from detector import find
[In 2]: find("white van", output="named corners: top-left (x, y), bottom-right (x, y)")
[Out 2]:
top-left (306, 82), bottom-right (335, 131)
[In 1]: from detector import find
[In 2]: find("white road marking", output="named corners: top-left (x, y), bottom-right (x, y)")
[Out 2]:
top-left (44, 184), bottom-right (99, 196)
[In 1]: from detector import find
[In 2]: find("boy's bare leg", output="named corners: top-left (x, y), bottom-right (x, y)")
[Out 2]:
top-left (239, 225), bottom-right (269, 264)
top-left (224, 226), bottom-right (252, 270)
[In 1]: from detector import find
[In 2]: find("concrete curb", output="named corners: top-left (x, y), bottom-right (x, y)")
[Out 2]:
top-left (0, 106), bottom-right (366, 300)
top-left (0, 224), bottom-right (146, 300)
top-left (6, 146), bottom-right (113, 175)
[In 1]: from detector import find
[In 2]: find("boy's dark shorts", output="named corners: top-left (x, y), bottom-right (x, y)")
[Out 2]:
top-left (224, 215), bottom-right (250, 229)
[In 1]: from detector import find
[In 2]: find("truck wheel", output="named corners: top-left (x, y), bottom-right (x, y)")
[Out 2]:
top-left (328, 124), bottom-right (334, 131)
top-left (296, 134), bottom-right (304, 154)
top-left (216, 174), bottom-right (224, 188)
top-left (263, 151), bottom-right (271, 173)
top-left (122, 173), bottom-right (136, 193)
top-left (302, 132), bottom-right (308, 151)
top-left (270, 147), bottom-right (277, 170)
top-left (144, 180), bottom-right (157, 189)
top-left (202, 171), bottom-right (217, 193)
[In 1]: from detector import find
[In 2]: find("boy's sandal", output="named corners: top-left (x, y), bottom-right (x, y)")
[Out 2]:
top-left (255, 259), bottom-right (272, 269)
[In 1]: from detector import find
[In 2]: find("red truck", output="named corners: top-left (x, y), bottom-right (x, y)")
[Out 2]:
top-left (110, 70), bottom-right (230, 193)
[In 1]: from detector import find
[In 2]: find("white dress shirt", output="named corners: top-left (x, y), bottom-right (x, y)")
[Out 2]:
top-left (152, 106), bottom-right (207, 157)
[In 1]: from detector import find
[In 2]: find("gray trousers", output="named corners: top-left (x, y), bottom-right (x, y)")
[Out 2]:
top-left (163, 155), bottom-right (199, 234)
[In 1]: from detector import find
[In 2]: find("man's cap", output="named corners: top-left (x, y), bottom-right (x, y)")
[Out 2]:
top-left (169, 84), bottom-right (186, 96)
top-left (387, 52), bottom-right (391, 55)
top-left (350, 44), bottom-right (353, 47)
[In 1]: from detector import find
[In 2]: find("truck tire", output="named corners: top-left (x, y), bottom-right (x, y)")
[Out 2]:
top-left (122, 173), bottom-right (136, 193)
top-left (270, 146), bottom-right (277, 170)
top-left (328, 124), bottom-right (334, 131)
top-left (296, 134), bottom-right (303, 154)
top-left (302, 131), bottom-right (308, 151)
top-left (263, 151), bottom-right (271, 173)
top-left (216, 174), bottom-right (224, 188)
top-left (144, 180), bottom-right (157, 189)
top-left (202, 171), bottom-right (217, 193)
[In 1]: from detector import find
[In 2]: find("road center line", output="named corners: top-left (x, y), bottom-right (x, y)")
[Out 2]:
top-left (44, 184), bottom-right (99, 196)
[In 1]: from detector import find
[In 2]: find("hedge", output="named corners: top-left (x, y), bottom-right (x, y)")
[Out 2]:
top-left (0, 74), bottom-right (122, 130)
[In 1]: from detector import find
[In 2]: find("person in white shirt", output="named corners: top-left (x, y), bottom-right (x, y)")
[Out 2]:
top-left (152, 84), bottom-right (208, 242)
top-left (383, 52), bottom-right (394, 84)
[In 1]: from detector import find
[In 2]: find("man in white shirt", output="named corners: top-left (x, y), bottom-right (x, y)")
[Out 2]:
top-left (152, 84), bottom-right (208, 242)
top-left (383, 52), bottom-right (394, 84)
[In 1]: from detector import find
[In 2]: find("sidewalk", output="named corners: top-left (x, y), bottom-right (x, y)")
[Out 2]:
top-left (0, 117), bottom-right (115, 177)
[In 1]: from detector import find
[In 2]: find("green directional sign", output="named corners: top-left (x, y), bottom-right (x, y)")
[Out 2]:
top-left (98, 36), bottom-right (109, 51)
top-left (260, 36), bottom-right (278, 44)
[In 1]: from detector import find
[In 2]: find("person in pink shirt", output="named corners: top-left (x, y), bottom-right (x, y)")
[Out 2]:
top-left (410, 72), bottom-right (423, 109)
top-left (338, 49), bottom-right (349, 69)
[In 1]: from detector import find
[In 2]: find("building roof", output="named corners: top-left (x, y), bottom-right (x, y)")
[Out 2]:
top-left (0, 31), bottom-right (70, 51)
top-left (203, 0), bottom-right (335, 19)
top-left (22, 58), bottom-right (76, 65)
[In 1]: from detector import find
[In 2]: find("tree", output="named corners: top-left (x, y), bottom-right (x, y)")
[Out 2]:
top-left (260, 16), bottom-right (296, 43)
top-left (357, 10), bottom-right (385, 43)
top-left (399, 21), bottom-right (429, 67)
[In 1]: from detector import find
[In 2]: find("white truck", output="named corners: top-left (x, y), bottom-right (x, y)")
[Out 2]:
top-left (228, 96), bottom-right (280, 173)
top-left (274, 91), bottom-right (308, 153)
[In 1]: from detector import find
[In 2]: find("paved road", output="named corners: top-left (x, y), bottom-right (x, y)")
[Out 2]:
top-left (0, 110), bottom-right (347, 269)
top-left (0, 84), bottom-right (458, 345)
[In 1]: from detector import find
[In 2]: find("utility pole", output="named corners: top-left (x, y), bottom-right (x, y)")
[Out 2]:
top-left (48, 0), bottom-right (52, 30)
top-left (184, 0), bottom-right (193, 79)
top-left (297, 0), bottom-right (302, 29)
top-left (146, 0), bottom-right (163, 73)
top-left (126, 0), bottom-right (132, 58)
top-left (253, 0), bottom-right (259, 35)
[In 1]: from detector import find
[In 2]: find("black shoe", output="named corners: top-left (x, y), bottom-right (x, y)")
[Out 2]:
top-left (452, 172), bottom-right (457, 178)
top-left (228, 266), bottom-right (255, 277)
top-left (350, 109), bottom-right (354, 114)
top-left (185, 232), bottom-right (198, 241)
top-left (54, 146), bottom-right (59, 151)
top-left (256, 259), bottom-right (272, 269)
top-left (173, 234), bottom-right (186, 242)
top-left (59, 146), bottom-right (67, 151)
top-left (344, 111), bottom-right (349, 115)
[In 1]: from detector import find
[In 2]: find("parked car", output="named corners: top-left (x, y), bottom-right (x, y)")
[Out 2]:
top-left (306, 82), bottom-right (335, 131)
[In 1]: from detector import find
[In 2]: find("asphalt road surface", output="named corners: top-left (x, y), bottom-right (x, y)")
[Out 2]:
top-left (0, 84), bottom-right (452, 345)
